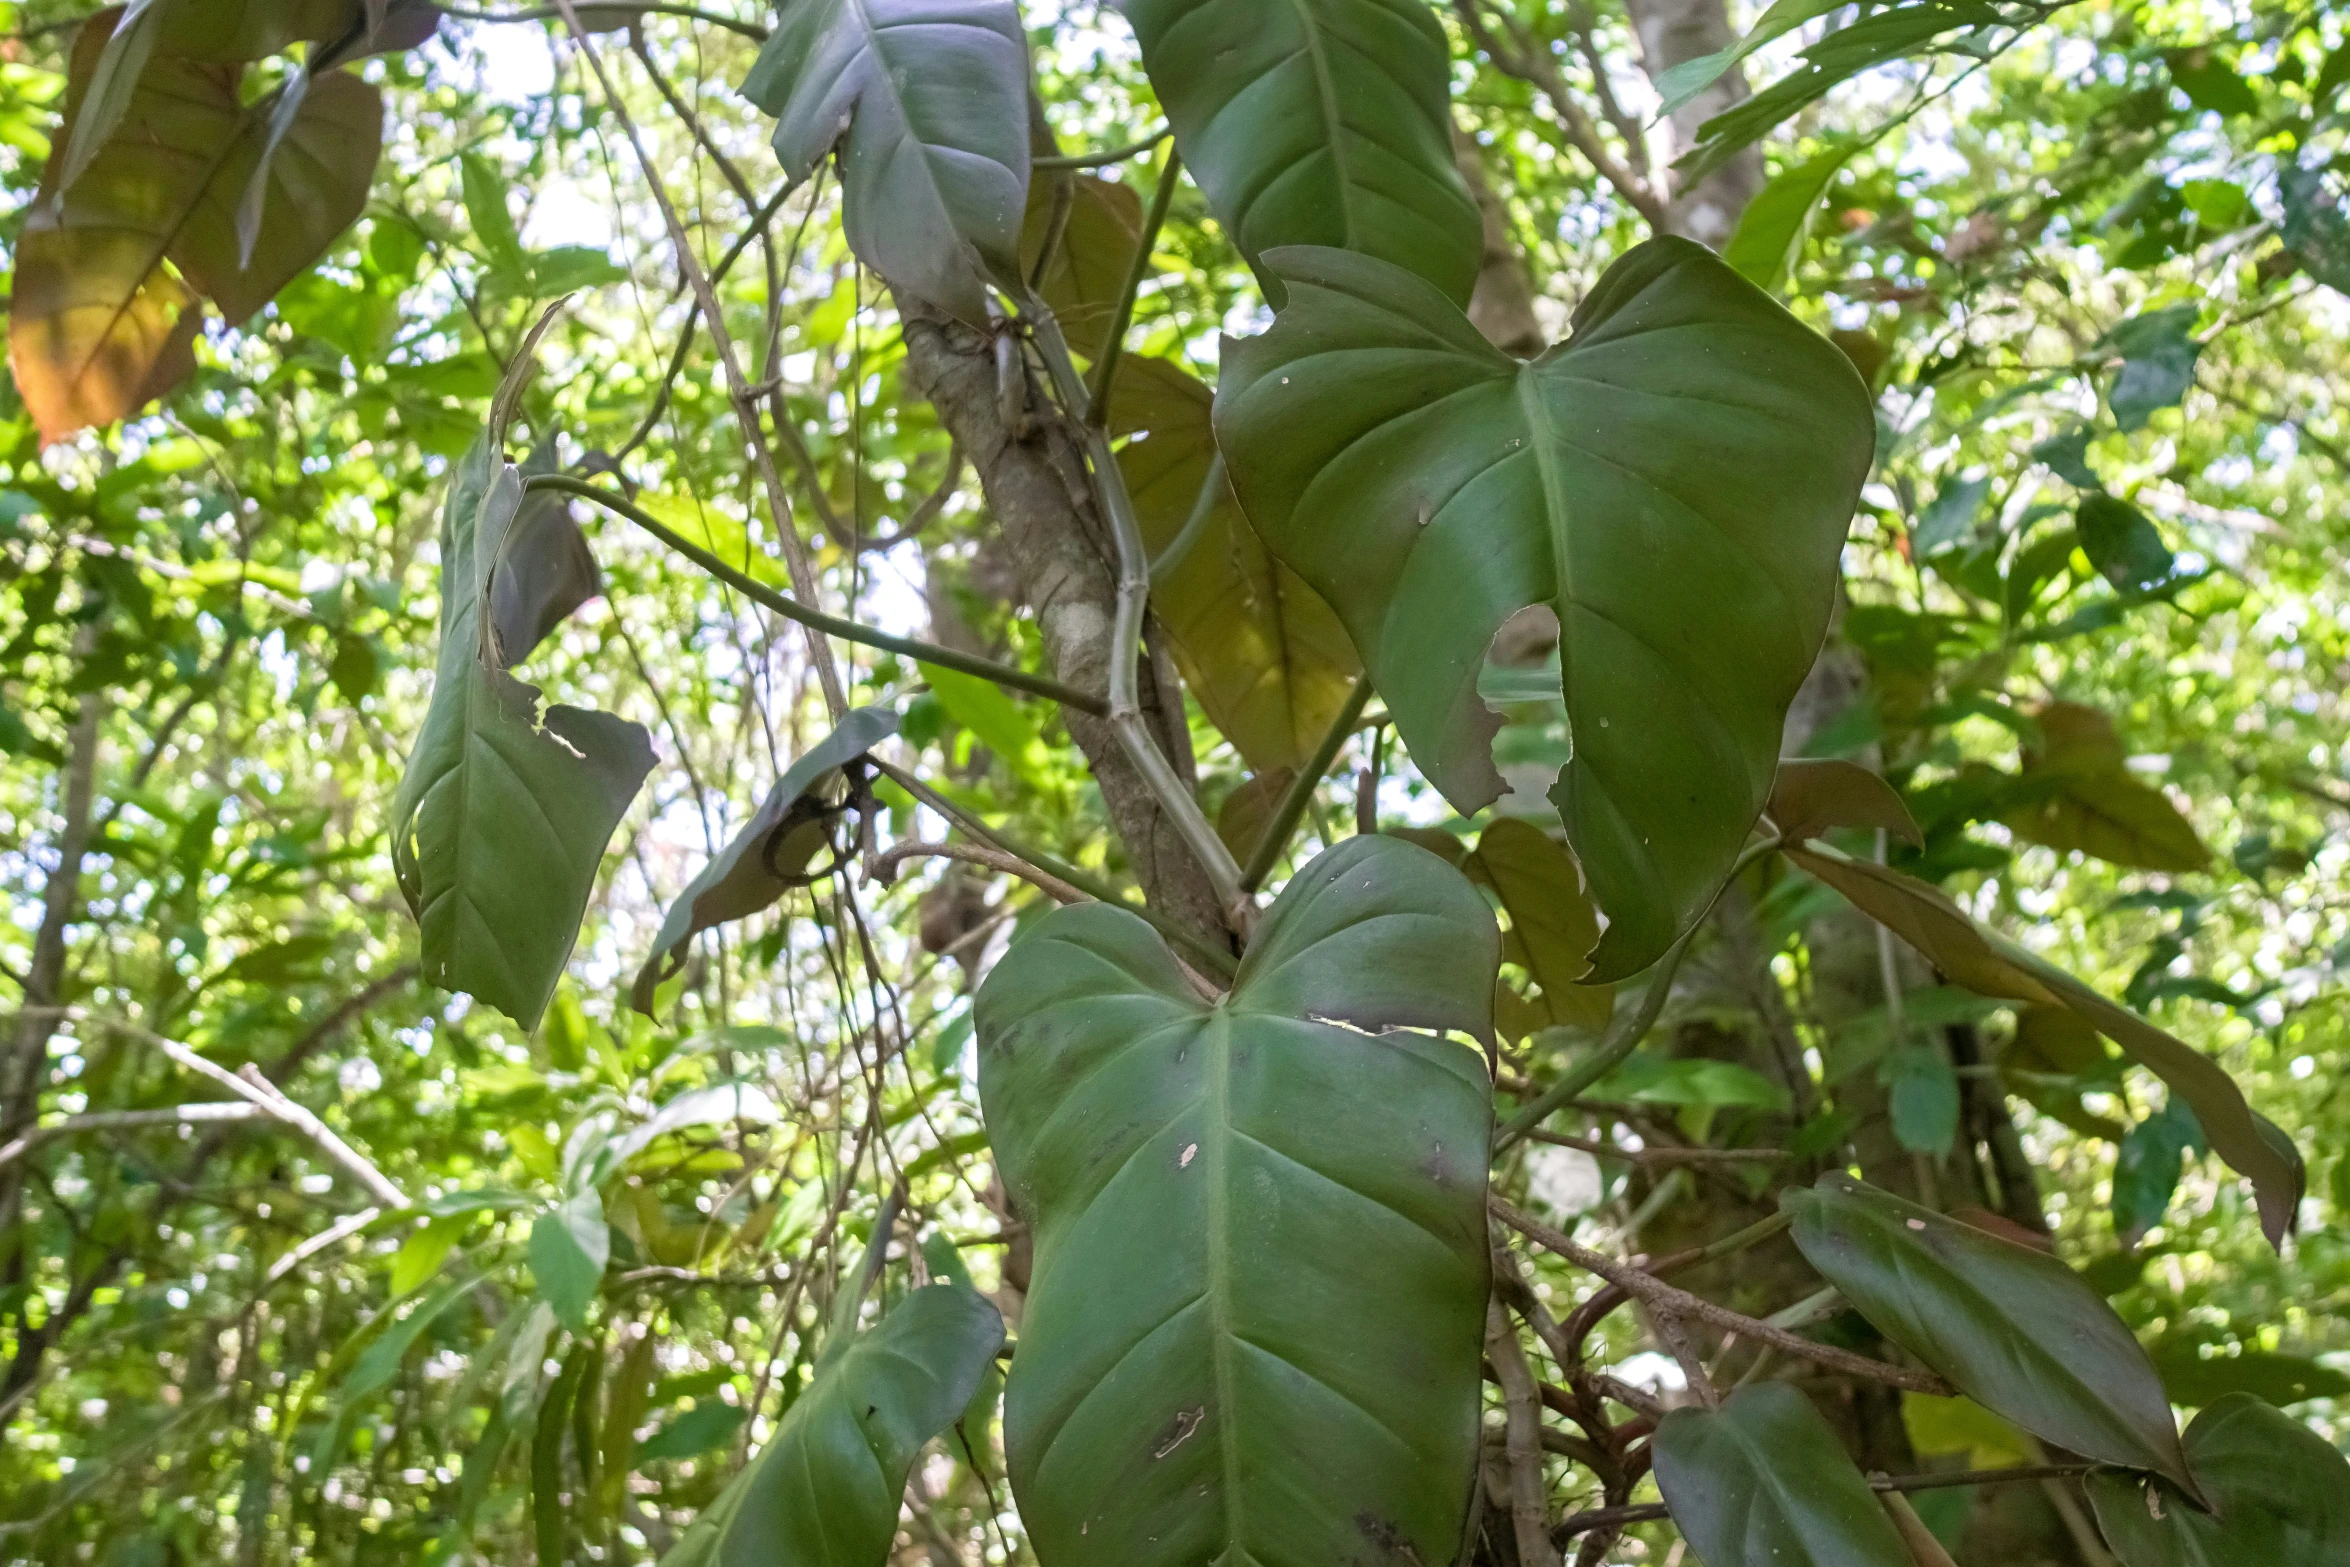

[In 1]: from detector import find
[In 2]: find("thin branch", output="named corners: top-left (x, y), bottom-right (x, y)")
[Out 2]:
top-left (100, 1020), bottom-right (407, 1209)
top-left (1086, 144), bottom-right (1183, 423)
top-left (551, 0), bottom-right (847, 716)
top-left (1014, 287), bottom-right (1252, 928)
top-left (262, 1206), bottom-right (382, 1287)
top-left (1241, 675), bottom-right (1377, 892)
top-left (0, 1104), bottom-right (266, 1170)
top-left (1452, 0), bottom-right (1668, 230)
top-left (1491, 1196), bottom-right (1954, 1396)
top-left (871, 841), bottom-right (1090, 906)
top-left (440, 3), bottom-right (769, 41)
top-left (529, 474), bottom-right (1109, 714)
top-left (1524, 1128), bottom-right (1783, 1166)
top-left (1034, 127), bottom-right (1171, 169)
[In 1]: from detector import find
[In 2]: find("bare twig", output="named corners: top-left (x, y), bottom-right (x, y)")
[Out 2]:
top-left (0, 1104), bottom-right (266, 1170)
top-left (1525, 1129), bottom-right (1783, 1166)
top-left (551, 0), bottom-right (847, 716)
top-left (441, 3), bottom-right (769, 41)
top-left (871, 841), bottom-right (1090, 907)
top-left (1487, 1301), bottom-right (1562, 1567)
top-left (1550, 1465), bottom-right (2098, 1545)
top-left (1452, 0), bottom-right (1667, 229)
top-left (1491, 1197), bottom-right (1953, 1396)
top-left (262, 1206), bottom-right (383, 1287)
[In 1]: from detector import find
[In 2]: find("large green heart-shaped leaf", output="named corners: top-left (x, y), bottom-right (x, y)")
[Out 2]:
top-left (1783, 1174), bottom-right (2198, 1494)
top-left (391, 440), bottom-right (654, 1033)
top-left (1109, 355), bottom-right (1363, 773)
top-left (2086, 1394), bottom-right (2350, 1567)
top-left (1652, 1382), bottom-right (1914, 1567)
top-left (976, 834), bottom-right (1498, 1565)
top-left (741, 0), bottom-right (1028, 328)
top-left (1113, 0), bottom-right (1478, 304)
top-left (1784, 840), bottom-right (2301, 1245)
top-left (10, 14), bottom-right (382, 444)
top-left (631, 706), bottom-right (899, 1015)
top-left (662, 1282), bottom-right (1006, 1567)
top-left (1218, 240), bottom-right (1873, 978)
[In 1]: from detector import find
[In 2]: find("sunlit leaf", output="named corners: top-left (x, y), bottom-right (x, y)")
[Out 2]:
top-left (1108, 355), bottom-right (1363, 773)
top-left (1768, 758), bottom-right (1921, 847)
top-left (1112, 0), bottom-right (1479, 303)
top-left (740, 0), bottom-right (1029, 327)
top-left (1785, 1174), bottom-right (2198, 1492)
top-left (530, 1188), bottom-right (610, 1332)
top-left (1021, 172), bottom-right (1142, 362)
top-left (1220, 240), bottom-right (1871, 978)
top-left (2002, 701), bottom-right (2205, 871)
top-left (2103, 305), bottom-right (2202, 432)
top-left (662, 1283), bottom-right (1004, 1567)
top-left (976, 835), bottom-right (1497, 1565)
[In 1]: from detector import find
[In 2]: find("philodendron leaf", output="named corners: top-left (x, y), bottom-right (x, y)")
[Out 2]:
top-left (1784, 840), bottom-right (2300, 1247)
top-left (1021, 172), bottom-right (1142, 362)
top-left (2086, 1393), bottom-right (2350, 1567)
top-left (1218, 240), bottom-right (1872, 979)
top-left (1471, 817), bottom-right (1611, 1031)
top-left (662, 1282), bottom-right (1005, 1567)
top-left (10, 12), bottom-right (382, 444)
top-left (1111, 0), bottom-right (1479, 304)
top-left (1783, 1174), bottom-right (2198, 1494)
top-left (1652, 1382), bottom-right (1914, 1567)
top-left (1108, 355), bottom-right (1363, 773)
top-left (976, 834), bottom-right (1498, 1565)
top-left (630, 707), bottom-right (897, 1016)
top-left (740, 0), bottom-right (1028, 327)
top-left (486, 449), bottom-right (603, 669)
top-left (1768, 758), bottom-right (1921, 847)
top-left (391, 439), bottom-right (654, 1033)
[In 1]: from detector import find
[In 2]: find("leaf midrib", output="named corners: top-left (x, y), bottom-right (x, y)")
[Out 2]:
top-left (1283, 0), bottom-right (1354, 251)
top-left (1204, 1005), bottom-right (1246, 1550)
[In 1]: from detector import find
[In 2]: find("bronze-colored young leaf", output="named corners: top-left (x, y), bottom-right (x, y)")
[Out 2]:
top-left (484, 451), bottom-right (604, 670)
top-left (1785, 841), bottom-right (2299, 1246)
top-left (2001, 702), bottom-right (2208, 872)
top-left (976, 834), bottom-right (1497, 1566)
top-left (631, 707), bottom-right (899, 1017)
top-left (391, 440), bottom-right (655, 1033)
top-left (1109, 355), bottom-right (1363, 774)
top-left (2086, 1393), bottom-right (2350, 1567)
top-left (1769, 757), bottom-right (1921, 846)
top-left (1652, 1382), bottom-right (1915, 1567)
top-left (1021, 172), bottom-right (1143, 362)
top-left (661, 1283), bottom-right (1006, 1567)
top-left (1218, 240), bottom-right (1873, 979)
top-left (8, 13), bottom-right (382, 444)
top-left (740, 0), bottom-right (1029, 328)
top-left (1784, 1173), bottom-right (2198, 1494)
top-left (1471, 817), bottom-right (1611, 1030)
top-left (1214, 768), bottom-right (1294, 863)
top-left (1112, 0), bottom-right (1480, 304)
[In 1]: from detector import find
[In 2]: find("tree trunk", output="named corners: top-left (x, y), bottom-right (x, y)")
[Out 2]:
top-left (1622, 0), bottom-right (1765, 248)
top-left (895, 296), bottom-right (1228, 948)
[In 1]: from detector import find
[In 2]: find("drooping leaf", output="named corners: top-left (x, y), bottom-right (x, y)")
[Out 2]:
top-left (661, 1283), bottom-right (1005, 1567)
top-left (9, 15), bottom-right (382, 443)
top-left (1218, 240), bottom-right (1872, 978)
top-left (1768, 758), bottom-right (1921, 847)
top-left (2104, 305), bottom-right (2202, 432)
top-left (1652, 1381), bottom-right (1915, 1567)
top-left (1112, 0), bottom-right (1479, 304)
top-left (148, 0), bottom-right (437, 63)
top-left (1724, 144), bottom-right (1857, 293)
top-left (2149, 1345), bottom-right (2350, 1409)
top-left (1680, 0), bottom-right (2001, 182)
top-left (2086, 1394), bottom-right (2350, 1567)
top-left (740, 0), bottom-right (1029, 327)
top-left (1471, 818), bottom-right (1611, 1030)
top-left (391, 439), bottom-right (655, 1033)
top-left (2002, 702), bottom-right (2205, 872)
top-left (530, 1188), bottom-right (610, 1331)
top-left (2075, 494), bottom-right (2177, 593)
top-left (485, 457), bottom-right (603, 669)
top-left (1652, 0), bottom-right (1846, 114)
top-left (1783, 841), bottom-right (2299, 1246)
top-left (1783, 1174), bottom-right (2198, 1493)
top-left (2278, 162), bottom-right (2350, 296)
top-left (976, 834), bottom-right (1498, 1565)
top-left (631, 707), bottom-right (897, 1016)
top-left (1108, 355), bottom-right (1363, 773)
top-left (1021, 172), bottom-right (1143, 362)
